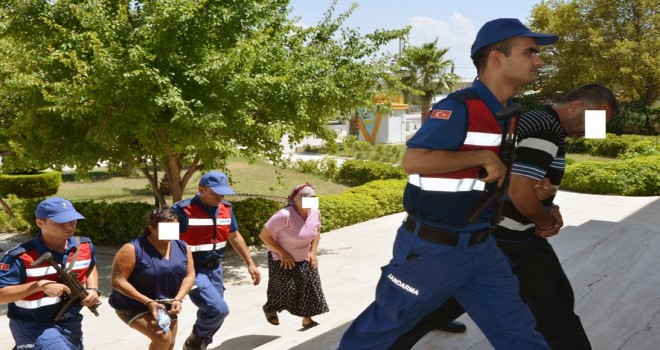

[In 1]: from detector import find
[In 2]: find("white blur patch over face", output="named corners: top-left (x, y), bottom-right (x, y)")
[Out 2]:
top-left (301, 197), bottom-right (319, 209)
top-left (585, 110), bottom-right (606, 139)
top-left (158, 222), bottom-right (180, 240)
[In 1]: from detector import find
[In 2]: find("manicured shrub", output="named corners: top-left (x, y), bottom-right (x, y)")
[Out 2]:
top-left (74, 201), bottom-right (154, 245)
top-left (319, 192), bottom-right (380, 232)
top-left (562, 155), bottom-right (660, 195)
top-left (0, 172), bottom-right (61, 198)
top-left (231, 197), bottom-right (283, 246)
top-left (566, 134), bottom-right (660, 158)
top-left (347, 179), bottom-right (405, 216)
top-left (334, 159), bottom-right (406, 186)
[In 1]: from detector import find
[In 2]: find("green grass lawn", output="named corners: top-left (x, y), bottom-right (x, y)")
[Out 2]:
top-left (57, 158), bottom-right (348, 205)
top-left (566, 153), bottom-right (617, 163)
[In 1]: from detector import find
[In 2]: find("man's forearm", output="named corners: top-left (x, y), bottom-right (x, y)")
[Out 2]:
top-left (509, 176), bottom-right (555, 227)
top-left (229, 232), bottom-right (256, 267)
top-left (402, 148), bottom-right (493, 174)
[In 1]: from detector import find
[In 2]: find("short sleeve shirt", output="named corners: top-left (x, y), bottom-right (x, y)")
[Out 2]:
top-left (264, 207), bottom-right (321, 261)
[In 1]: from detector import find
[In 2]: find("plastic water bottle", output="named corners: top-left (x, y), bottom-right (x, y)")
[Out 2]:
top-left (156, 308), bottom-right (171, 332)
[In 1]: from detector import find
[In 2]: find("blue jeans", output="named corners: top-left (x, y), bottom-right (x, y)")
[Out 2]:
top-left (10, 315), bottom-right (84, 350)
top-left (338, 223), bottom-right (550, 350)
top-left (189, 266), bottom-right (230, 346)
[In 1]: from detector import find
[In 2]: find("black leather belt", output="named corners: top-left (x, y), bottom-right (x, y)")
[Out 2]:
top-left (404, 217), bottom-right (490, 246)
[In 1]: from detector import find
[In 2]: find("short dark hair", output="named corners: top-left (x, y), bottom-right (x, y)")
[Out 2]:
top-left (472, 37), bottom-right (516, 76)
top-left (142, 207), bottom-right (178, 237)
top-left (558, 84), bottom-right (620, 116)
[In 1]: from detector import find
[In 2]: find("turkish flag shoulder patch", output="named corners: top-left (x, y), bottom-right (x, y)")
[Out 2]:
top-left (430, 110), bottom-right (452, 120)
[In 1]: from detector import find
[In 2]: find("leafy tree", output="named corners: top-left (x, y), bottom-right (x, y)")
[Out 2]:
top-left (0, 0), bottom-right (407, 204)
top-left (396, 38), bottom-right (460, 122)
top-left (528, 0), bottom-right (660, 105)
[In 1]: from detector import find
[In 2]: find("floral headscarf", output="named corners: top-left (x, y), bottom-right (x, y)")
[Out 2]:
top-left (286, 183), bottom-right (316, 207)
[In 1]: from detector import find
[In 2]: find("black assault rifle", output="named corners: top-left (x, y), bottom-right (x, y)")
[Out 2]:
top-left (467, 103), bottom-right (523, 225)
top-left (31, 251), bottom-right (101, 321)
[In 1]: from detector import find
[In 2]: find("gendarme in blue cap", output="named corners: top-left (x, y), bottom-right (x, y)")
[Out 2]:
top-left (471, 18), bottom-right (558, 58)
top-left (199, 171), bottom-right (235, 195)
top-left (35, 197), bottom-right (85, 223)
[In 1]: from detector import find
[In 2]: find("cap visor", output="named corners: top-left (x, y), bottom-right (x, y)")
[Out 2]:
top-left (209, 186), bottom-right (235, 195)
top-left (50, 212), bottom-right (85, 223)
top-left (526, 33), bottom-right (559, 45)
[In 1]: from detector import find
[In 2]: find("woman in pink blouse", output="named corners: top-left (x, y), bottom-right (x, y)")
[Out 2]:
top-left (259, 184), bottom-right (329, 329)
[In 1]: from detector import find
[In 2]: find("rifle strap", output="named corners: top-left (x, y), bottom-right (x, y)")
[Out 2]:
top-left (65, 236), bottom-right (81, 273)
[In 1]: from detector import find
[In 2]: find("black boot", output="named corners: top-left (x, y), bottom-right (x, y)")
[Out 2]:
top-left (183, 330), bottom-right (207, 350)
top-left (437, 320), bottom-right (467, 333)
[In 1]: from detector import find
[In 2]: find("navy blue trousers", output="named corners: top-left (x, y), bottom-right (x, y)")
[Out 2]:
top-left (338, 222), bottom-right (549, 350)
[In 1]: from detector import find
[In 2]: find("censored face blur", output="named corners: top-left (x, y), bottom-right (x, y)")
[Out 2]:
top-left (564, 102), bottom-right (615, 138)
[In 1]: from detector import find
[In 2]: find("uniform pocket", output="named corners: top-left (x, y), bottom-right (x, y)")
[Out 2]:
top-left (375, 262), bottom-right (432, 322)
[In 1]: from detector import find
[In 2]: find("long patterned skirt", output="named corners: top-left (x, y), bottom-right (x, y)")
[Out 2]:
top-left (263, 252), bottom-right (329, 317)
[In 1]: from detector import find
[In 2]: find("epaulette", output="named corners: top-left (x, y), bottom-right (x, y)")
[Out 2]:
top-left (6, 241), bottom-right (32, 257)
top-left (447, 88), bottom-right (479, 102)
top-left (174, 198), bottom-right (193, 208)
top-left (77, 236), bottom-right (92, 244)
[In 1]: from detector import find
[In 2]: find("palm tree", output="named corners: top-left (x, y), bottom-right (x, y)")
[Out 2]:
top-left (397, 38), bottom-right (460, 123)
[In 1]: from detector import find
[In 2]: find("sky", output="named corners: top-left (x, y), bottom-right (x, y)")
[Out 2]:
top-left (288, 0), bottom-right (543, 79)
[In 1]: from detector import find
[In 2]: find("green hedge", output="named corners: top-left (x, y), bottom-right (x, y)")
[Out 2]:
top-left (562, 155), bottom-right (660, 195)
top-left (335, 159), bottom-right (406, 186)
top-left (566, 134), bottom-right (660, 158)
top-left (231, 197), bottom-right (284, 246)
top-left (0, 172), bottom-right (61, 199)
top-left (346, 179), bottom-right (405, 217)
top-left (74, 201), bottom-right (154, 245)
top-left (0, 178), bottom-right (407, 246)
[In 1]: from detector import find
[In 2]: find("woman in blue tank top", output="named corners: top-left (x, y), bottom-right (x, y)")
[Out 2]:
top-left (109, 207), bottom-right (195, 350)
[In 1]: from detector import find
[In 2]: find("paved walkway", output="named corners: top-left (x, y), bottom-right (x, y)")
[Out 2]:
top-left (1, 191), bottom-right (659, 349)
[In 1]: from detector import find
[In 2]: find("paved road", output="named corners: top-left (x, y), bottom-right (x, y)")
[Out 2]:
top-left (1, 191), bottom-right (659, 349)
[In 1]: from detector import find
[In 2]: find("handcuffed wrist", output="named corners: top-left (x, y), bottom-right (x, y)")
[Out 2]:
top-left (536, 216), bottom-right (557, 231)
top-left (86, 287), bottom-right (101, 297)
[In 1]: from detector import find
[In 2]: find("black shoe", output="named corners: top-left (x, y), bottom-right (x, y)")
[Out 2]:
top-left (183, 331), bottom-right (207, 350)
top-left (437, 320), bottom-right (467, 333)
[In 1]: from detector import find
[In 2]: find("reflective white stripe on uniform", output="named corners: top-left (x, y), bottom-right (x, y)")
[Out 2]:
top-left (498, 217), bottom-right (535, 231)
top-left (26, 259), bottom-right (92, 277)
top-left (188, 219), bottom-right (214, 226)
top-left (408, 174), bottom-right (486, 192)
top-left (188, 241), bottom-right (227, 252)
top-left (15, 296), bottom-right (61, 309)
top-left (464, 132), bottom-right (502, 147)
top-left (188, 218), bottom-right (231, 226)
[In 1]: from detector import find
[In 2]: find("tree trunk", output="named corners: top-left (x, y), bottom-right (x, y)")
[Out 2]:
top-left (141, 160), bottom-right (166, 206)
top-left (420, 91), bottom-right (436, 124)
top-left (420, 102), bottom-right (431, 123)
top-left (163, 153), bottom-right (201, 204)
top-left (349, 113), bottom-right (360, 136)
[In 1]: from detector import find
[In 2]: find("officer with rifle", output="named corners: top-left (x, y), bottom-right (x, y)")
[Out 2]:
top-left (0, 197), bottom-right (100, 350)
top-left (338, 18), bottom-right (557, 350)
